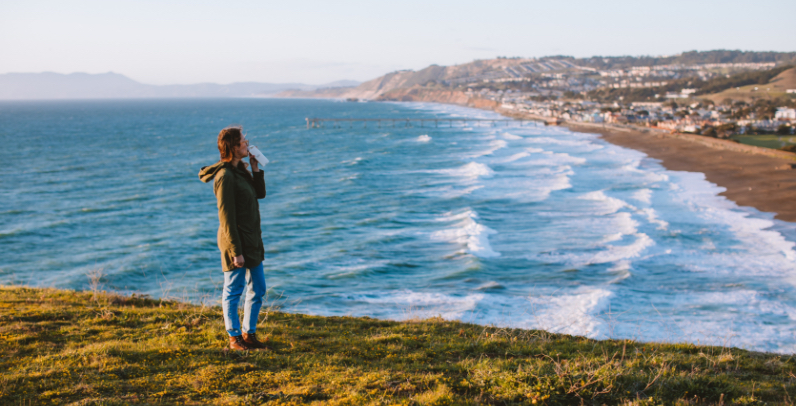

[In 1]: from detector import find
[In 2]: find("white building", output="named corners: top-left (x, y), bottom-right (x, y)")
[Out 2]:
top-left (775, 108), bottom-right (796, 120)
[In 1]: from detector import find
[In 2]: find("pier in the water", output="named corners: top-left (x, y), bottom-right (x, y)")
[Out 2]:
top-left (305, 117), bottom-right (539, 129)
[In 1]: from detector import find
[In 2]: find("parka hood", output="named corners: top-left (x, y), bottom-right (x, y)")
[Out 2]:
top-left (198, 160), bottom-right (230, 183)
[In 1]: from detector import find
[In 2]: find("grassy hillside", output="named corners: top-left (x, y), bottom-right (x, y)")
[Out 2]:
top-left (704, 68), bottom-right (796, 103)
top-left (1, 286), bottom-right (794, 405)
top-left (587, 66), bottom-right (796, 103)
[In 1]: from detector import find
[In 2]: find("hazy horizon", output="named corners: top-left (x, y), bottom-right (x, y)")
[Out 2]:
top-left (0, 71), bottom-right (361, 87)
top-left (2, 0), bottom-right (794, 85)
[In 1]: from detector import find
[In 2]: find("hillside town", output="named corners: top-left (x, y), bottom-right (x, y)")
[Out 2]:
top-left (489, 91), bottom-right (796, 136)
top-left (461, 60), bottom-right (796, 138)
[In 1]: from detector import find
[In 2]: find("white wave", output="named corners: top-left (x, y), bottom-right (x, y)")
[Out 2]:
top-left (490, 151), bottom-right (530, 164)
top-left (602, 233), bottom-right (624, 243)
top-left (433, 162), bottom-right (495, 179)
top-left (349, 289), bottom-right (484, 320)
top-left (579, 190), bottom-right (633, 215)
top-left (502, 132), bottom-right (523, 140)
top-left (373, 286), bottom-right (616, 339)
top-left (657, 290), bottom-right (796, 353)
top-left (526, 137), bottom-right (587, 146)
top-left (514, 151), bottom-right (586, 166)
top-left (526, 287), bottom-right (614, 337)
top-left (465, 139), bottom-right (507, 158)
top-left (631, 188), bottom-right (652, 204)
top-left (434, 208), bottom-right (478, 222)
top-left (638, 208), bottom-right (668, 230)
top-left (475, 281), bottom-right (505, 291)
top-left (526, 137), bottom-right (603, 151)
top-left (622, 161), bottom-right (669, 182)
top-left (431, 209), bottom-right (501, 258)
top-left (588, 233), bottom-right (654, 264)
top-left (672, 171), bottom-right (796, 270)
top-left (474, 167), bottom-right (573, 202)
top-left (609, 212), bottom-right (639, 236)
top-left (608, 260), bottom-right (631, 272)
top-left (417, 134), bottom-right (431, 142)
top-left (342, 157), bottom-right (363, 165)
top-left (607, 261), bottom-right (633, 284)
top-left (532, 225), bottom-right (653, 267)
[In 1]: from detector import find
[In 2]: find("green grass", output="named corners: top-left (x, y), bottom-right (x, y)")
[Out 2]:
top-left (1, 286), bottom-right (794, 405)
top-left (730, 134), bottom-right (796, 150)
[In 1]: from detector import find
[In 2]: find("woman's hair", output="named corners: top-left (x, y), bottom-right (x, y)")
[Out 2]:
top-left (217, 126), bottom-right (243, 162)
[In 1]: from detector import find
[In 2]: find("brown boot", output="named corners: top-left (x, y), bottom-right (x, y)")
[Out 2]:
top-left (229, 335), bottom-right (251, 351)
top-left (242, 332), bottom-right (268, 350)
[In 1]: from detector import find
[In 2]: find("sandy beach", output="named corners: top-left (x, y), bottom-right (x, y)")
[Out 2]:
top-left (488, 103), bottom-right (796, 222)
top-left (563, 122), bottom-right (796, 222)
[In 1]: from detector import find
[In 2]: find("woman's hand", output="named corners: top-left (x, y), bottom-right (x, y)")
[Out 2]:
top-left (249, 153), bottom-right (260, 172)
top-left (233, 255), bottom-right (245, 268)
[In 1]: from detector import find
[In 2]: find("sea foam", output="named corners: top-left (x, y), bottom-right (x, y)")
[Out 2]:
top-left (431, 209), bottom-right (501, 258)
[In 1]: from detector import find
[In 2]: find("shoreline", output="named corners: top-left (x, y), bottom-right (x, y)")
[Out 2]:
top-left (403, 96), bottom-right (796, 223)
top-left (494, 104), bottom-right (796, 223)
top-left (561, 121), bottom-right (796, 223)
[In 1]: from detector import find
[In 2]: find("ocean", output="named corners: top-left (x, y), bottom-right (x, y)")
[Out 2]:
top-left (1, 98), bottom-right (794, 354)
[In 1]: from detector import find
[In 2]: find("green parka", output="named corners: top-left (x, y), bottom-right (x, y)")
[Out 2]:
top-left (199, 161), bottom-right (266, 271)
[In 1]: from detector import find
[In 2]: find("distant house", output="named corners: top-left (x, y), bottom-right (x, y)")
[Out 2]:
top-left (775, 108), bottom-right (796, 120)
top-left (631, 102), bottom-right (663, 109)
top-left (682, 125), bottom-right (700, 133)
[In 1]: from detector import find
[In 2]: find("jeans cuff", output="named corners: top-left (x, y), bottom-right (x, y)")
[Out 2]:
top-left (227, 329), bottom-right (242, 337)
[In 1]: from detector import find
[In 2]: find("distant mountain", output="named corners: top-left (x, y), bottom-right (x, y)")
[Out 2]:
top-left (316, 80), bottom-right (361, 88)
top-left (0, 72), bottom-right (360, 100)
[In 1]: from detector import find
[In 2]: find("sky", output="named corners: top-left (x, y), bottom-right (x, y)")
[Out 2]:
top-left (1, 0), bottom-right (795, 85)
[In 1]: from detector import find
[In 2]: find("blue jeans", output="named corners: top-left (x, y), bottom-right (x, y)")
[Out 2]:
top-left (221, 262), bottom-right (266, 337)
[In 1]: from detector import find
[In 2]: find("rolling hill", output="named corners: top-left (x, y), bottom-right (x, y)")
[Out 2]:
top-left (703, 67), bottom-right (796, 103)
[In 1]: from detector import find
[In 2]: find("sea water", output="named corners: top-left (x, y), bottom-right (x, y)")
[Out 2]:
top-left (1, 98), bottom-right (794, 354)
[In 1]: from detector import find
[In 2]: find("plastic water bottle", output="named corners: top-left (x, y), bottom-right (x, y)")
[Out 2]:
top-left (248, 145), bottom-right (269, 165)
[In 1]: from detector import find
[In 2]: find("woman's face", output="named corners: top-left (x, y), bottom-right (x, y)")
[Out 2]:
top-left (234, 135), bottom-right (249, 160)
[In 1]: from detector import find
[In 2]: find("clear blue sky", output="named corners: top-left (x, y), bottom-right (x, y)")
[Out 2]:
top-left (1, 0), bottom-right (794, 85)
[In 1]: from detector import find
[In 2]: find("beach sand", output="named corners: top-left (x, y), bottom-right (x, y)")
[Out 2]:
top-left (565, 122), bottom-right (796, 222)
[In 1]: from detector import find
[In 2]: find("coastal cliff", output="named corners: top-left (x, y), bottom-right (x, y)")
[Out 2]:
top-left (275, 58), bottom-right (543, 100)
top-left (375, 86), bottom-right (496, 109)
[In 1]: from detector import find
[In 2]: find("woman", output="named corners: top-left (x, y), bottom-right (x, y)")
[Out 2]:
top-left (199, 126), bottom-right (268, 351)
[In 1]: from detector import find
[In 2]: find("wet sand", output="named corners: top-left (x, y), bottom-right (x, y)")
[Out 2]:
top-left (565, 122), bottom-right (796, 222)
